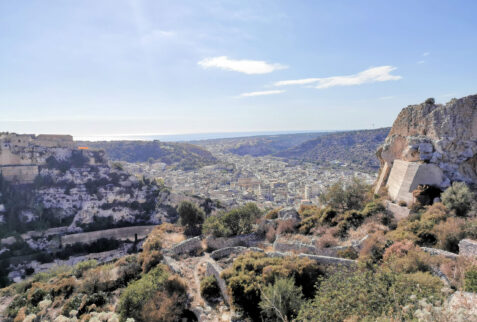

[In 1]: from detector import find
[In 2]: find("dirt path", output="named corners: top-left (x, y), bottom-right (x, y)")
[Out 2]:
top-left (0, 295), bottom-right (14, 319)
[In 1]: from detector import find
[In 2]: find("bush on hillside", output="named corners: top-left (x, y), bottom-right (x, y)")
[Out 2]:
top-left (441, 182), bottom-right (474, 217)
top-left (118, 265), bottom-right (187, 322)
top-left (297, 268), bottom-right (443, 321)
top-left (318, 177), bottom-right (370, 212)
top-left (178, 201), bottom-right (205, 236)
top-left (200, 275), bottom-right (221, 302)
top-left (221, 252), bottom-right (323, 320)
top-left (259, 277), bottom-right (303, 321)
top-left (464, 267), bottom-right (477, 293)
top-left (203, 203), bottom-right (262, 237)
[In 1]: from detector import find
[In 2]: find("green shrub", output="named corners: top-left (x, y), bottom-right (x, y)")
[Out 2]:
top-left (464, 267), bottom-right (477, 293)
top-left (200, 275), bottom-right (220, 301)
top-left (222, 252), bottom-right (323, 320)
top-left (259, 277), bottom-right (303, 321)
top-left (425, 97), bottom-right (435, 104)
top-left (178, 201), bottom-right (205, 236)
top-left (319, 177), bottom-right (370, 212)
top-left (6, 295), bottom-right (27, 318)
top-left (73, 259), bottom-right (98, 278)
top-left (118, 265), bottom-right (187, 322)
top-left (298, 269), bottom-right (443, 321)
top-left (361, 201), bottom-right (386, 217)
top-left (441, 182), bottom-right (474, 216)
top-left (61, 293), bottom-right (84, 316)
top-left (203, 203), bottom-right (262, 237)
top-left (336, 247), bottom-right (358, 260)
top-left (298, 215), bottom-right (320, 235)
top-left (26, 284), bottom-right (47, 307)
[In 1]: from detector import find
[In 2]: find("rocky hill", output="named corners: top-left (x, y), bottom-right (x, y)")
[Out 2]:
top-left (79, 140), bottom-right (217, 171)
top-left (376, 95), bottom-right (477, 204)
top-left (275, 128), bottom-right (390, 172)
top-left (223, 132), bottom-right (328, 156)
top-left (378, 95), bottom-right (477, 185)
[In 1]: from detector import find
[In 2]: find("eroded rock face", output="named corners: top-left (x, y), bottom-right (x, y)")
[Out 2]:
top-left (377, 94), bottom-right (477, 187)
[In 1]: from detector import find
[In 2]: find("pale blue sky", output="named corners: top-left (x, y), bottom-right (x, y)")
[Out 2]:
top-left (1, 0), bottom-right (476, 139)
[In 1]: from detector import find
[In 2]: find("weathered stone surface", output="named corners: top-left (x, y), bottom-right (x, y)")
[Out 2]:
top-left (273, 240), bottom-right (345, 257)
top-left (163, 255), bottom-right (183, 275)
top-left (385, 201), bottom-right (410, 221)
top-left (277, 207), bottom-right (300, 221)
top-left (298, 254), bottom-right (357, 267)
top-left (421, 247), bottom-right (459, 259)
top-left (166, 236), bottom-right (202, 257)
top-left (205, 259), bottom-right (230, 306)
top-left (386, 160), bottom-right (446, 204)
top-left (210, 246), bottom-right (263, 260)
top-left (376, 95), bottom-right (477, 194)
top-left (459, 239), bottom-right (477, 257)
top-left (205, 233), bottom-right (262, 250)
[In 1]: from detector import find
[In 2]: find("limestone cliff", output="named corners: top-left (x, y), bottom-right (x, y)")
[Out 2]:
top-left (376, 94), bottom-right (477, 202)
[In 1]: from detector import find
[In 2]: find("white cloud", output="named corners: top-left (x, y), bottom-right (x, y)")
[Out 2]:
top-left (417, 60), bottom-right (426, 64)
top-left (422, 52), bottom-right (430, 56)
top-left (198, 56), bottom-right (287, 74)
top-left (239, 90), bottom-right (285, 97)
top-left (274, 66), bottom-right (402, 89)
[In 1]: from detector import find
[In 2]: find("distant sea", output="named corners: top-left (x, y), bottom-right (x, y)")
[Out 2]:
top-left (75, 130), bottom-right (329, 142)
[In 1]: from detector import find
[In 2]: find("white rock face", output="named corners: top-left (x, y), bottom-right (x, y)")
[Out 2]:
top-left (377, 95), bottom-right (477, 185)
top-left (376, 95), bottom-right (477, 199)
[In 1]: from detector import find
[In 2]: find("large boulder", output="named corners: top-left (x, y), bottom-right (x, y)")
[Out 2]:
top-left (376, 95), bottom-right (477, 198)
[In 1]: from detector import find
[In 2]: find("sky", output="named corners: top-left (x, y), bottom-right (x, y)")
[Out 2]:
top-left (1, 0), bottom-right (476, 140)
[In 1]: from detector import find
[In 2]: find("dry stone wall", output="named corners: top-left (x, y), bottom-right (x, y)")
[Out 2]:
top-left (421, 247), bottom-right (459, 259)
top-left (205, 233), bottom-right (262, 250)
top-left (459, 239), bottom-right (477, 257)
top-left (205, 260), bottom-right (231, 306)
top-left (210, 246), bottom-right (264, 260)
top-left (166, 236), bottom-right (202, 258)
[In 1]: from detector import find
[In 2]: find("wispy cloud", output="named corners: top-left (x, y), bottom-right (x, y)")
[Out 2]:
top-left (275, 66), bottom-right (402, 89)
top-left (417, 60), bottom-right (426, 64)
top-left (239, 90), bottom-right (285, 97)
top-left (198, 56), bottom-right (287, 74)
top-left (422, 52), bottom-right (430, 57)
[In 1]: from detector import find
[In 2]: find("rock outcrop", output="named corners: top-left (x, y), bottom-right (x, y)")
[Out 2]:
top-left (376, 95), bottom-right (477, 202)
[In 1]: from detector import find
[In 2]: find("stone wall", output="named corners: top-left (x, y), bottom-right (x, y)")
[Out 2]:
top-left (298, 253), bottom-right (357, 267)
top-left (421, 247), bottom-right (459, 259)
top-left (385, 201), bottom-right (410, 221)
top-left (61, 225), bottom-right (156, 246)
top-left (459, 239), bottom-right (477, 257)
top-left (273, 240), bottom-right (345, 257)
top-left (210, 246), bottom-right (263, 260)
top-left (273, 235), bottom-right (368, 257)
top-left (163, 255), bottom-right (183, 275)
top-left (166, 236), bottom-right (202, 257)
top-left (205, 233), bottom-right (262, 250)
top-left (205, 260), bottom-right (230, 306)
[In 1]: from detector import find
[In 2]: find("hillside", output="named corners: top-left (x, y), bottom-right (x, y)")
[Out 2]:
top-left (78, 141), bottom-right (217, 171)
top-left (208, 132), bottom-right (329, 156)
top-left (275, 128), bottom-right (390, 172)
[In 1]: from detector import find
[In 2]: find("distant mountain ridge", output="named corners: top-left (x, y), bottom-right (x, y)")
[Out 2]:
top-left (78, 140), bottom-right (217, 170)
top-left (225, 132), bottom-right (330, 156)
top-left (275, 128), bottom-right (390, 171)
